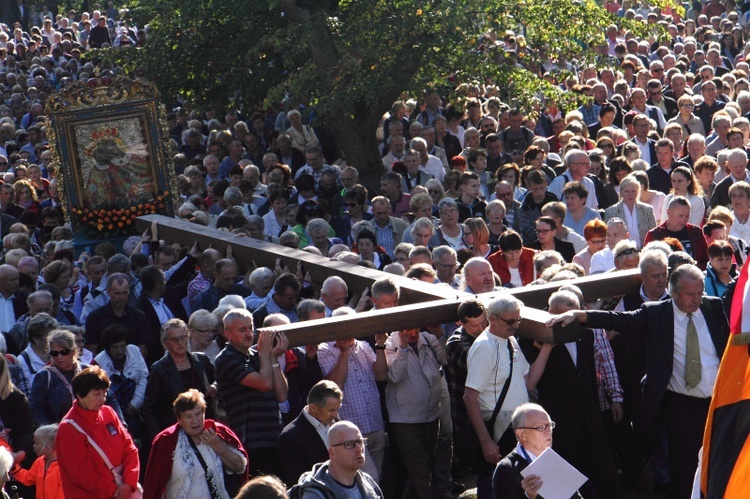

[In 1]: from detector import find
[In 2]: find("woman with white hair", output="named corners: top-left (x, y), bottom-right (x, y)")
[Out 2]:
top-left (11, 424), bottom-right (64, 498)
top-left (0, 446), bottom-right (14, 498)
top-left (604, 174), bottom-right (656, 248)
top-left (285, 110), bottom-right (319, 152)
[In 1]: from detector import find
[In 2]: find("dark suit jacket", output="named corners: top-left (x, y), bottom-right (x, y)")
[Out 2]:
top-left (520, 331), bottom-right (609, 458)
top-left (137, 291), bottom-right (189, 365)
top-left (584, 297), bottom-right (729, 428)
top-left (710, 174), bottom-right (748, 209)
top-left (493, 448), bottom-right (582, 499)
top-left (648, 96), bottom-right (679, 120)
top-left (0, 213), bottom-right (18, 241)
top-left (527, 238), bottom-right (576, 263)
top-left (278, 412), bottom-right (329, 486)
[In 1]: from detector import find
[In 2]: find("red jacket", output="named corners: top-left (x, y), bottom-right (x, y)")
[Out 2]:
top-left (56, 402), bottom-right (139, 499)
top-left (142, 419), bottom-right (248, 499)
top-left (487, 247), bottom-right (535, 287)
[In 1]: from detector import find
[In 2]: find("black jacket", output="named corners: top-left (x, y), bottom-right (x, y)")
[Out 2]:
top-left (141, 352), bottom-right (215, 440)
top-left (278, 411), bottom-right (330, 486)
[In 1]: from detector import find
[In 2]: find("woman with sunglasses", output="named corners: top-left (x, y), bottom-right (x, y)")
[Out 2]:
top-left (667, 95), bottom-right (704, 139)
top-left (596, 137), bottom-right (617, 166)
top-left (30, 329), bottom-right (123, 426)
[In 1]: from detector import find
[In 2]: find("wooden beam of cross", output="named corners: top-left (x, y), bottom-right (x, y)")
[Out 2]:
top-left (136, 215), bottom-right (642, 347)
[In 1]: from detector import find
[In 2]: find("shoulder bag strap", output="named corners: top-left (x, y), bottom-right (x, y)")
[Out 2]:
top-left (47, 366), bottom-right (75, 398)
top-left (62, 418), bottom-right (121, 485)
top-left (486, 339), bottom-right (515, 429)
top-left (186, 435), bottom-right (223, 499)
top-left (20, 351), bottom-right (36, 375)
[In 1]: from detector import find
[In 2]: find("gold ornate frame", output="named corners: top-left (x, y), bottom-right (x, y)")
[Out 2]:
top-left (46, 75), bottom-right (179, 238)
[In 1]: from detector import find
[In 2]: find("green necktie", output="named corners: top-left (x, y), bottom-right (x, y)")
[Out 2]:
top-left (685, 313), bottom-right (702, 390)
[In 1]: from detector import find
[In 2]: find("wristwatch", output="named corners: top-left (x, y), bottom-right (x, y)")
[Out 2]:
top-left (374, 345), bottom-right (386, 350)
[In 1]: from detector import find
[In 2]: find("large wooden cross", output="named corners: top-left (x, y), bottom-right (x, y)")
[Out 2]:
top-left (136, 215), bottom-right (643, 346)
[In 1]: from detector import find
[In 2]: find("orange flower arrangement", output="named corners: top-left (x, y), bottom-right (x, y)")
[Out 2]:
top-left (72, 191), bottom-right (169, 238)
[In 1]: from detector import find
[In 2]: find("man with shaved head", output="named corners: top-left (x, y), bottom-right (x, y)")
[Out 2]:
top-left (295, 421), bottom-right (383, 497)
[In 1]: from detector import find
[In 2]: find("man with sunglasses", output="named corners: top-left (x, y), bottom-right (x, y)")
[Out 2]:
top-left (463, 294), bottom-right (552, 499)
top-left (295, 421), bottom-right (383, 498)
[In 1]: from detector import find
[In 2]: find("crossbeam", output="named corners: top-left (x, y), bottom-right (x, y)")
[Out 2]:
top-left (136, 216), bottom-right (642, 347)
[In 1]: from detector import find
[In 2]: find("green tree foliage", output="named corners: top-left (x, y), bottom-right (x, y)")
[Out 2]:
top-left (121, 0), bottom-right (667, 185)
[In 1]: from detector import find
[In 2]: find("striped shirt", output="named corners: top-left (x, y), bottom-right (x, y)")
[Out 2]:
top-left (215, 345), bottom-right (283, 449)
top-left (374, 221), bottom-right (395, 258)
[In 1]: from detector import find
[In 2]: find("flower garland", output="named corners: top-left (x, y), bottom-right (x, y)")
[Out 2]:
top-left (72, 191), bottom-right (169, 238)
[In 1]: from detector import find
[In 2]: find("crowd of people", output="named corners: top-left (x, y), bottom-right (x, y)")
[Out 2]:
top-left (1, 0), bottom-right (750, 498)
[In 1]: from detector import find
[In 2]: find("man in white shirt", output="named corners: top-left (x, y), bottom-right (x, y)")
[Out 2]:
top-left (410, 137), bottom-right (445, 182)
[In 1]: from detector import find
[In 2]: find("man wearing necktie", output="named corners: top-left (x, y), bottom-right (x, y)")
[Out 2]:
top-left (548, 264), bottom-right (729, 499)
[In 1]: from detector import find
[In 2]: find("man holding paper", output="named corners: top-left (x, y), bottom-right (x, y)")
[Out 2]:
top-left (492, 403), bottom-right (584, 498)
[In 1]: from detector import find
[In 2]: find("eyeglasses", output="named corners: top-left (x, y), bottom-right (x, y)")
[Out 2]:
top-left (615, 248), bottom-right (639, 259)
top-left (535, 228), bottom-right (553, 234)
top-left (519, 421), bottom-right (556, 432)
top-left (49, 348), bottom-right (72, 357)
top-left (167, 334), bottom-right (189, 343)
top-left (680, 104), bottom-right (694, 109)
top-left (331, 438), bottom-right (368, 450)
top-left (435, 261), bottom-right (459, 270)
top-left (497, 316), bottom-right (523, 327)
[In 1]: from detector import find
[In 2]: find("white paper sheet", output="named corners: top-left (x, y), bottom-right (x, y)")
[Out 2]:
top-left (520, 447), bottom-right (588, 499)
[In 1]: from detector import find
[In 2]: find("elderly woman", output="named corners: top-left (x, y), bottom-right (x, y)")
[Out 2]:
top-left (464, 217), bottom-right (498, 258)
top-left (290, 200), bottom-right (333, 249)
top-left (188, 309), bottom-right (222, 362)
top-left (487, 230), bottom-right (535, 288)
top-left (493, 403), bottom-right (581, 499)
top-left (729, 181), bottom-right (750, 242)
top-left (425, 178), bottom-right (445, 209)
top-left (17, 313), bottom-right (56, 384)
top-left (285, 110), bottom-right (319, 153)
top-left (306, 217), bottom-right (344, 255)
top-left (42, 260), bottom-right (74, 312)
top-left (572, 219), bottom-right (608, 275)
top-left (143, 389), bottom-right (247, 499)
top-left (393, 242), bottom-right (415, 270)
top-left (245, 267), bottom-right (275, 311)
top-left (409, 217), bottom-right (436, 248)
top-left (94, 324), bottom-right (149, 432)
top-left (0, 447), bottom-right (14, 499)
top-left (563, 181), bottom-right (600, 236)
top-left (632, 170), bottom-right (666, 225)
top-left (436, 198), bottom-right (468, 250)
top-left (485, 199), bottom-right (507, 245)
top-left (604, 174), bottom-right (656, 248)
top-left (57, 366), bottom-right (140, 499)
top-left (354, 229), bottom-right (392, 270)
top-left (142, 319), bottom-right (217, 443)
